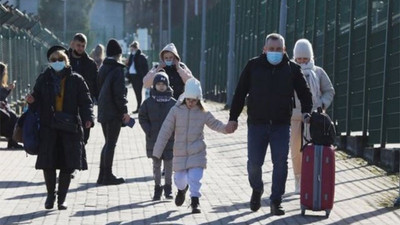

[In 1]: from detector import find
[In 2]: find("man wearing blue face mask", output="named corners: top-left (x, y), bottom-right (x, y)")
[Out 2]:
top-left (226, 33), bottom-right (313, 215)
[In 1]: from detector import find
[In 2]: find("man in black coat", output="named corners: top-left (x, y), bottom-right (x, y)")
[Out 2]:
top-left (227, 33), bottom-right (313, 216)
top-left (126, 41), bottom-right (149, 113)
top-left (68, 33), bottom-right (98, 145)
top-left (97, 39), bottom-right (130, 185)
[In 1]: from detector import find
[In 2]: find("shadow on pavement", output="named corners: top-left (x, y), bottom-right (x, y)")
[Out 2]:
top-left (125, 176), bottom-right (153, 183)
top-left (0, 210), bottom-right (52, 224)
top-left (325, 208), bottom-right (393, 225)
top-left (73, 200), bottom-right (159, 217)
top-left (0, 181), bottom-right (44, 189)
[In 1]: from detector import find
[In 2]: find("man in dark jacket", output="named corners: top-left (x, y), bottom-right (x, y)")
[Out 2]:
top-left (68, 33), bottom-right (98, 145)
top-left (126, 41), bottom-right (149, 113)
top-left (227, 33), bottom-right (313, 215)
top-left (97, 39), bottom-right (130, 185)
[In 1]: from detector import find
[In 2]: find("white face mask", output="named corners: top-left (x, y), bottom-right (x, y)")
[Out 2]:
top-left (50, 61), bottom-right (65, 72)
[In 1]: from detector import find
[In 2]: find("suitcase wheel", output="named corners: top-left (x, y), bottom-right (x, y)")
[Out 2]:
top-left (325, 210), bottom-right (331, 218)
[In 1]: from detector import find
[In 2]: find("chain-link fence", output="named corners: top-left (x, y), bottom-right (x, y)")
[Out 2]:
top-left (168, 0), bottom-right (400, 147)
top-left (0, 3), bottom-right (62, 113)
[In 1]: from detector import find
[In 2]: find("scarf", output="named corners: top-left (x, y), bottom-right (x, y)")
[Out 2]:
top-left (151, 87), bottom-right (173, 102)
top-left (300, 60), bottom-right (321, 107)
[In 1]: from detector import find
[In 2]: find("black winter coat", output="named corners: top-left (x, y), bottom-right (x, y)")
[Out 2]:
top-left (68, 49), bottom-right (99, 100)
top-left (138, 89), bottom-right (175, 160)
top-left (126, 49), bottom-right (149, 78)
top-left (229, 54), bottom-right (313, 125)
top-left (97, 58), bottom-right (128, 123)
top-left (31, 67), bottom-right (94, 170)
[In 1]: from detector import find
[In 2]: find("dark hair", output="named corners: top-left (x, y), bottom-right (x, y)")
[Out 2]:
top-left (73, 33), bottom-right (87, 43)
top-left (181, 98), bottom-right (205, 111)
top-left (130, 41), bottom-right (139, 48)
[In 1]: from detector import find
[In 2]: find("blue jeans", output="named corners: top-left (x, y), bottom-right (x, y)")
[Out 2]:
top-left (247, 123), bottom-right (290, 203)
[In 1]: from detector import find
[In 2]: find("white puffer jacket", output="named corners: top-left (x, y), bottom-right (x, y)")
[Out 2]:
top-left (153, 102), bottom-right (227, 171)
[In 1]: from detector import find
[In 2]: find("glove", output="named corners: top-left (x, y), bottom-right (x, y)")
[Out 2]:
top-left (302, 113), bottom-right (311, 124)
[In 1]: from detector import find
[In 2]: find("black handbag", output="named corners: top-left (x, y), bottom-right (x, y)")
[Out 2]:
top-left (51, 111), bottom-right (78, 133)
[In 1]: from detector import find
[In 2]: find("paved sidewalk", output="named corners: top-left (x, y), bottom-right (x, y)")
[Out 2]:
top-left (0, 88), bottom-right (399, 224)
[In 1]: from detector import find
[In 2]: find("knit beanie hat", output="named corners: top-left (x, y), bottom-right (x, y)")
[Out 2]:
top-left (159, 43), bottom-right (180, 61)
top-left (47, 45), bottom-right (68, 60)
top-left (153, 71), bottom-right (170, 88)
top-left (293, 39), bottom-right (314, 59)
top-left (106, 39), bottom-right (122, 57)
top-left (183, 78), bottom-right (202, 100)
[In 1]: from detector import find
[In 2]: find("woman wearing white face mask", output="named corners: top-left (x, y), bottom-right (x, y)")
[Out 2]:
top-left (143, 43), bottom-right (193, 100)
top-left (25, 45), bottom-right (94, 210)
top-left (290, 39), bottom-right (335, 194)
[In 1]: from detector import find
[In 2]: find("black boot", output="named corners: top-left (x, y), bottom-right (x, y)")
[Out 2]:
top-left (175, 185), bottom-right (188, 206)
top-left (164, 184), bottom-right (173, 199)
top-left (97, 168), bottom-right (104, 185)
top-left (250, 189), bottom-right (263, 212)
top-left (153, 185), bottom-right (163, 201)
top-left (43, 170), bottom-right (56, 209)
top-left (270, 201), bottom-right (285, 216)
top-left (191, 197), bottom-right (201, 214)
top-left (7, 139), bottom-right (23, 149)
top-left (57, 172), bottom-right (72, 210)
top-left (102, 167), bottom-right (125, 185)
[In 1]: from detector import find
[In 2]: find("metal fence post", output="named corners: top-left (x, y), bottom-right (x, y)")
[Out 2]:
top-left (226, 0), bottom-right (236, 108)
top-left (199, 0), bottom-right (207, 92)
top-left (182, 0), bottom-right (188, 62)
top-left (379, 0), bottom-right (393, 148)
top-left (345, 0), bottom-right (355, 136)
top-left (362, 0), bottom-right (372, 139)
top-left (279, 0), bottom-right (287, 38)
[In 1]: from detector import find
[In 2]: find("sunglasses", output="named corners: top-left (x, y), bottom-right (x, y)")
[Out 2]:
top-left (49, 58), bottom-right (64, 62)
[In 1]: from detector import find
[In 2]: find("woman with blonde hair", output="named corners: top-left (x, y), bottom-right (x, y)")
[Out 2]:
top-left (90, 44), bottom-right (105, 69)
top-left (26, 45), bottom-right (94, 210)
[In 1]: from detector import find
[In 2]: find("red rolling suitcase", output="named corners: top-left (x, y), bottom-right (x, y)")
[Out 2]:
top-left (300, 144), bottom-right (335, 217)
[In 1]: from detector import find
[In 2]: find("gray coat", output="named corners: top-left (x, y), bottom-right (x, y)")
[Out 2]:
top-left (139, 89), bottom-right (175, 160)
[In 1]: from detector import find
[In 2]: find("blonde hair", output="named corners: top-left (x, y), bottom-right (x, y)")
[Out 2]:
top-left (0, 62), bottom-right (8, 87)
top-left (49, 50), bottom-right (71, 67)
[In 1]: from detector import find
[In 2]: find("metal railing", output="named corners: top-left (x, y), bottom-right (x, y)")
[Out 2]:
top-left (0, 3), bottom-right (62, 113)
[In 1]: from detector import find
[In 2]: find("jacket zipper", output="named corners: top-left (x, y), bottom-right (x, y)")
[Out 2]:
top-left (185, 108), bottom-right (190, 169)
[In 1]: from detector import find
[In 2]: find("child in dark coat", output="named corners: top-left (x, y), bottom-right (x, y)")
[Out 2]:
top-left (139, 71), bottom-right (176, 200)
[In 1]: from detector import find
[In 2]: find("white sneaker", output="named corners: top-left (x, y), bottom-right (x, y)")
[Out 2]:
top-left (294, 175), bottom-right (301, 194)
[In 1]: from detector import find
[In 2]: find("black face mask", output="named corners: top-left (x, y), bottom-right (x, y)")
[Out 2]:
top-left (73, 49), bottom-right (83, 57)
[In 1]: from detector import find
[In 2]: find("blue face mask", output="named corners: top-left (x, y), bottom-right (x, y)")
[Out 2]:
top-left (50, 61), bottom-right (65, 72)
top-left (266, 52), bottom-right (283, 65)
top-left (165, 60), bottom-right (173, 66)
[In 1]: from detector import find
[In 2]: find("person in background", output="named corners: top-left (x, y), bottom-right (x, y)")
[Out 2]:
top-left (0, 62), bottom-right (22, 149)
top-left (139, 71), bottom-right (176, 201)
top-left (126, 41), bottom-right (149, 113)
top-left (25, 46), bottom-right (94, 210)
top-left (96, 39), bottom-right (130, 185)
top-left (143, 43), bottom-right (192, 100)
top-left (290, 38), bottom-right (335, 194)
top-left (68, 33), bottom-right (98, 145)
top-left (90, 44), bottom-right (105, 69)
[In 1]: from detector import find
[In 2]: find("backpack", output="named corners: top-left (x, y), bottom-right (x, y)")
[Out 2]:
top-left (22, 109), bottom-right (40, 155)
top-left (308, 108), bottom-right (336, 146)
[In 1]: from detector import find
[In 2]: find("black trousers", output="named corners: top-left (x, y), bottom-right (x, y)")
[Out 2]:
top-left (128, 74), bottom-right (143, 111)
top-left (100, 120), bottom-right (122, 169)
